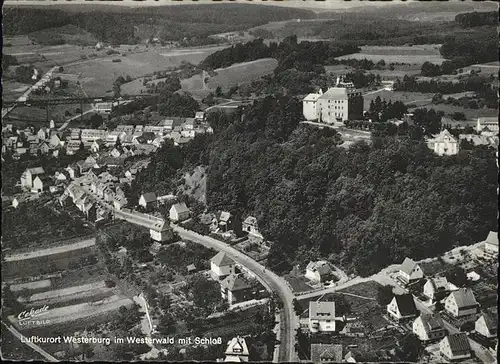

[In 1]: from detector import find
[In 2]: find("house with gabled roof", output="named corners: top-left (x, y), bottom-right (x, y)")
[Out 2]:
top-left (139, 192), bottom-right (157, 210)
top-left (412, 313), bottom-right (447, 342)
top-left (423, 277), bottom-right (450, 302)
top-left (439, 333), bottom-right (471, 361)
top-left (444, 288), bottom-right (480, 318)
top-left (211, 211), bottom-right (233, 232)
top-left (220, 273), bottom-right (254, 305)
top-left (483, 231), bottom-right (498, 255)
top-left (310, 344), bottom-right (343, 364)
top-left (305, 261), bottom-right (333, 283)
top-left (169, 202), bottom-right (190, 222)
top-left (387, 294), bottom-right (418, 322)
top-left (21, 167), bottom-right (46, 188)
top-left (426, 129), bottom-right (459, 156)
top-left (475, 313), bottom-right (497, 339)
top-left (309, 301), bottom-right (336, 333)
top-left (224, 336), bottom-right (249, 362)
top-left (211, 252), bottom-right (235, 280)
top-left (398, 257), bottom-right (424, 285)
top-left (242, 216), bottom-right (263, 239)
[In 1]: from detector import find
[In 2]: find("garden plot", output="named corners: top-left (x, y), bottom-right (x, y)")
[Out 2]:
top-left (10, 280), bottom-right (52, 292)
top-left (9, 295), bottom-right (134, 329)
top-left (5, 238), bottom-right (96, 262)
top-left (19, 281), bottom-right (115, 308)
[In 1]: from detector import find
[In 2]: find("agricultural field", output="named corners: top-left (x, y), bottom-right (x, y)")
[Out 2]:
top-left (182, 58), bottom-right (278, 92)
top-left (63, 46), bottom-right (226, 97)
top-left (336, 45), bottom-right (446, 65)
top-left (363, 90), bottom-right (434, 109)
top-left (411, 103), bottom-right (498, 121)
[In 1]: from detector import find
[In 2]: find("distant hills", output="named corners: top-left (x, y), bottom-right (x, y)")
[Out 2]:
top-left (3, 4), bottom-right (316, 45)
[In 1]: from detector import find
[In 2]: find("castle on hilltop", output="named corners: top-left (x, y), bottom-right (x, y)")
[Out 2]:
top-left (303, 76), bottom-right (364, 127)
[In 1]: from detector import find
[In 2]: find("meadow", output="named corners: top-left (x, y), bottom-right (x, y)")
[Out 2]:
top-left (363, 90), bottom-right (434, 110)
top-left (336, 45), bottom-right (446, 65)
top-left (182, 58), bottom-right (278, 92)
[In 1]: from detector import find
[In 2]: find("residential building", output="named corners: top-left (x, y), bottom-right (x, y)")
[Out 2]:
top-left (344, 351), bottom-right (357, 363)
top-left (187, 264), bottom-right (197, 274)
top-left (474, 313), bottom-right (497, 338)
top-left (115, 125), bottom-right (135, 134)
top-left (483, 231), bottom-right (498, 255)
top-left (439, 333), bottom-right (471, 361)
top-left (211, 211), bottom-right (233, 232)
top-left (305, 261), bottom-right (333, 283)
top-left (224, 336), bottom-right (249, 362)
top-left (242, 216), bottom-right (263, 239)
top-left (21, 167), bottom-right (45, 189)
top-left (37, 127), bottom-right (49, 140)
top-left (310, 344), bottom-right (343, 364)
top-left (398, 257), bottom-right (424, 285)
top-left (423, 277), bottom-right (450, 302)
top-left (90, 139), bottom-right (106, 153)
top-left (49, 133), bottom-right (63, 148)
top-left (309, 301), bottom-right (336, 333)
top-left (138, 192), bottom-right (157, 210)
top-left (387, 294), bottom-right (418, 322)
top-left (444, 288), bottom-right (480, 318)
top-left (476, 117), bottom-right (499, 133)
top-left (303, 91), bottom-right (322, 121)
top-left (220, 273), bottom-right (254, 305)
top-left (195, 111), bottom-right (205, 122)
top-left (426, 129), bottom-right (459, 156)
top-left (211, 252), bottom-right (235, 280)
top-left (459, 134), bottom-right (499, 149)
top-left (66, 140), bottom-right (82, 155)
top-left (169, 203), bottom-right (190, 222)
top-left (81, 129), bottom-right (108, 143)
top-left (412, 313), bottom-right (447, 342)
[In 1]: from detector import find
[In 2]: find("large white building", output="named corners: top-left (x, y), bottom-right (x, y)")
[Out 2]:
top-left (309, 301), bottom-right (336, 333)
top-left (302, 77), bottom-right (364, 126)
top-left (426, 129), bottom-right (459, 156)
top-left (476, 117), bottom-right (498, 133)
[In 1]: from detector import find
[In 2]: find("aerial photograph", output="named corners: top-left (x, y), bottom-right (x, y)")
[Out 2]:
top-left (0, 0), bottom-right (498, 362)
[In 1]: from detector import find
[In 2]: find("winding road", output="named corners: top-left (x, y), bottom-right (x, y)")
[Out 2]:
top-left (172, 225), bottom-right (298, 363)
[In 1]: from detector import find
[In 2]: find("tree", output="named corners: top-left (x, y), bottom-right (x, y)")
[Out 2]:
top-left (157, 313), bottom-right (176, 335)
top-left (377, 285), bottom-right (394, 306)
top-left (89, 113), bottom-right (104, 128)
top-left (215, 86), bottom-right (223, 98)
top-left (445, 266), bottom-right (468, 287)
top-left (292, 299), bottom-right (302, 316)
top-left (397, 333), bottom-right (423, 362)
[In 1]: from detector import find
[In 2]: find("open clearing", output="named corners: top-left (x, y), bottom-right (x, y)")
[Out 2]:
top-left (182, 58), bottom-right (278, 91)
top-left (336, 45), bottom-right (446, 65)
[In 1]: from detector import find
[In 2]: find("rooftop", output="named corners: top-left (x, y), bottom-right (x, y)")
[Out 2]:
top-left (448, 288), bottom-right (478, 308)
top-left (310, 343), bottom-right (343, 363)
top-left (309, 301), bottom-right (335, 320)
top-left (399, 257), bottom-right (419, 275)
top-left (393, 294), bottom-right (417, 316)
top-left (211, 251), bottom-right (234, 267)
top-left (445, 333), bottom-right (471, 355)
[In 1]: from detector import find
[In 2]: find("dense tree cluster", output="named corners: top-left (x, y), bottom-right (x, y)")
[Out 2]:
top-left (455, 11), bottom-right (498, 28)
top-left (394, 75), bottom-right (498, 108)
top-left (157, 241), bottom-right (215, 274)
top-left (366, 97), bottom-right (408, 123)
top-left (439, 27), bottom-right (498, 68)
top-left (204, 96), bottom-right (497, 276)
top-left (2, 54), bottom-right (18, 70)
top-left (157, 92), bottom-right (200, 118)
top-left (345, 70), bottom-right (380, 89)
top-left (200, 36), bottom-right (360, 72)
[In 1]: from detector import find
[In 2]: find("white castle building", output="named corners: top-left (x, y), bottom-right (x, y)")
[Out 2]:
top-left (303, 77), bottom-right (364, 127)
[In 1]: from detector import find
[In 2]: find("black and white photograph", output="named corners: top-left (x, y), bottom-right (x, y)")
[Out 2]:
top-left (1, 0), bottom-right (498, 362)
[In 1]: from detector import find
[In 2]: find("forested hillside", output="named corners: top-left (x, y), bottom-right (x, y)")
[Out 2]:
top-left (3, 4), bottom-right (314, 45)
top-left (204, 97), bottom-right (498, 277)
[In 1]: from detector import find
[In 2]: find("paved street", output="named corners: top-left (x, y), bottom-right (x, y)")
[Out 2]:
top-left (172, 225), bottom-right (297, 363)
